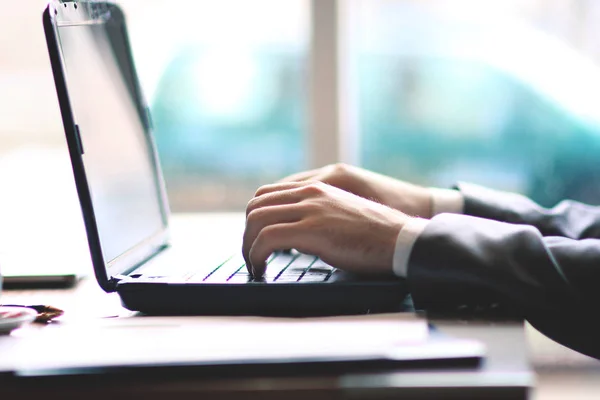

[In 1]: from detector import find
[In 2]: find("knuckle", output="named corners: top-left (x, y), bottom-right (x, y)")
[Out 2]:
top-left (246, 197), bottom-right (261, 214)
top-left (246, 208), bottom-right (263, 224)
top-left (246, 196), bottom-right (257, 209)
top-left (331, 162), bottom-right (349, 174)
top-left (301, 181), bottom-right (326, 196)
top-left (259, 225), bottom-right (279, 241)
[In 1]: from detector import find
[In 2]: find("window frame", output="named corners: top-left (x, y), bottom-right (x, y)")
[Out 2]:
top-left (308, 0), bottom-right (358, 168)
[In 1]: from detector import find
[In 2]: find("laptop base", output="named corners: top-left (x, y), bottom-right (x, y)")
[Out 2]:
top-left (117, 277), bottom-right (409, 316)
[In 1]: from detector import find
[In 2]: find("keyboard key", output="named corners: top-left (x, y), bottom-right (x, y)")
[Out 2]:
top-left (311, 259), bottom-right (334, 269)
top-left (291, 254), bottom-right (317, 268)
top-left (203, 256), bottom-right (245, 282)
top-left (278, 271), bottom-right (304, 278)
top-left (264, 253), bottom-right (297, 279)
top-left (187, 253), bottom-right (330, 284)
top-left (263, 270), bottom-right (284, 280)
top-left (273, 276), bottom-right (300, 283)
top-left (267, 253), bottom-right (296, 269)
top-left (303, 272), bottom-right (329, 278)
top-left (227, 275), bottom-right (253, 283)
top-left (306, 265), bottom-right (334, 274)
top-left (298, 275), bottom-right (327, 282)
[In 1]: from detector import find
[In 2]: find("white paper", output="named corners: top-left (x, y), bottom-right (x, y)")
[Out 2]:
top-left (13, 313), bottom-right (428, 371)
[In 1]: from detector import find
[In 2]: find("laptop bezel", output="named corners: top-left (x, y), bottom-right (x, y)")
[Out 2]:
top-left (43, 1), bottom-right (172, 292)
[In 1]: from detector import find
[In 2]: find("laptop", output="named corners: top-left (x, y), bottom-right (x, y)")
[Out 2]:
top-left (42, 1), bottom-right (408, 316)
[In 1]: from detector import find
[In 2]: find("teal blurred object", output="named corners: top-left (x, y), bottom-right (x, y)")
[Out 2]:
top-left (358, 56), bottom-right (600, 208)
top-left (354, 4), bottom-right (600, 207)
top-left (151, 47), bottom-right (306, 182)
top-left (150, 4), bottom-right (600, 209)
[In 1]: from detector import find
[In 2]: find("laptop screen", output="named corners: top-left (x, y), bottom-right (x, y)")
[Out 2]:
top-left (55, 8), bottom-right (166, 263)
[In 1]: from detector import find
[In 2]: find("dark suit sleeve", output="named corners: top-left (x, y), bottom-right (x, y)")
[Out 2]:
top-left (407, 184), bottom-right (600, 357)
top-left (456, 182), bottom-right (600, 239)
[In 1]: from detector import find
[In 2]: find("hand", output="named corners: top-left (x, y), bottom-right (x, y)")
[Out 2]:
top-left (243, 181), bottom-right (411, 278)
top-left (279, 163), bottom-right (433, 218)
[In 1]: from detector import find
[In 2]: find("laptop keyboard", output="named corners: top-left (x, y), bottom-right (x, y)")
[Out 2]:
top-left (185, 252), bottom-right (336, 284)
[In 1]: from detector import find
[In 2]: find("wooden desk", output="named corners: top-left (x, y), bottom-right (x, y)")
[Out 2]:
top-left (1, 213), bottom-right (597, 399)
top-left (1, 278), bottom-right (531, 399)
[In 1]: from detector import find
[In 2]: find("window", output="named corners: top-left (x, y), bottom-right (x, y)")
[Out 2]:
top-left (1, 0), bottom-right (600, 214)
top-left (350, 0), bottom-right (600, 207)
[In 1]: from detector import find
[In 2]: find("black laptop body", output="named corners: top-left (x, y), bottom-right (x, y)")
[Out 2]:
top-left (42, 1), bottom-right (408, 316)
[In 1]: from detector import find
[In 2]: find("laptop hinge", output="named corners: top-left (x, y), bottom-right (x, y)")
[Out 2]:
top-left (107, 276), bottom-right (122, 292)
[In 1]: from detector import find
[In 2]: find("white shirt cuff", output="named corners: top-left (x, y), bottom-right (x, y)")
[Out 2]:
top-left (429, 188), bottom-right (464, 215)
top-left (392, 217), bottom-right (429, 278)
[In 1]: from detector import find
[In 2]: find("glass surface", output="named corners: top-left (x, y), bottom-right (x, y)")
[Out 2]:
top-left (57, 19), bottom-right (164, 262)
top-left (351, 0), bottom-right (600, 207)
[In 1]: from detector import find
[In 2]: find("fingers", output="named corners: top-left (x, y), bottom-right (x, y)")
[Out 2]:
top-left (244, 181), bottom-right (329, 277)
top-left (253, 181), bottom-right (308, 198)
top-left (243, 204), bottom-right (305, 273)
top-left (248, 181), bottom-right (326, 216)
top-left (248, 222), bottom-right (305, 277)
top-left (246, 184), bottom-right (304, 219)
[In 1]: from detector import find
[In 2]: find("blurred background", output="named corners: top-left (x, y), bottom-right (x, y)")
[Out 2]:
top-left (2, 0), bottom-right (600, 217)
top-left (2, 0), bottom-right (600, 375)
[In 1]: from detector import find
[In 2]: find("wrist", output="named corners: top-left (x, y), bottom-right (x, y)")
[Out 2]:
top-left (394, 184), bottom-right (433, 218)
top-left (392, 217), bottom-right (429, 277)
top-left (378, 212), bottom-right (411, 276)
top-left (428, 188), bottom-right (464, 216)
